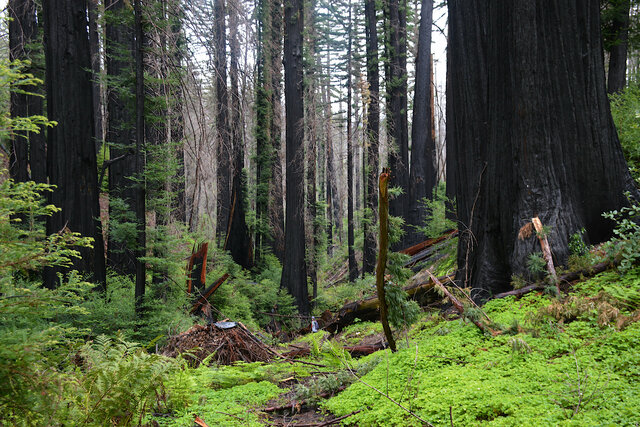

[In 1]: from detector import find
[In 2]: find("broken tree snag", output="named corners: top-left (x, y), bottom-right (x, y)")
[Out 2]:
top-left (190, 273), bottom-right (230, 314)
top-left (186, 242), bottom-right (209, 295)
top-left (376, 168), bottom-right (397, 352)
top-left (426, 270), bottom-right (499, 336)
top-left (520, 217), bottom-right (560, 295)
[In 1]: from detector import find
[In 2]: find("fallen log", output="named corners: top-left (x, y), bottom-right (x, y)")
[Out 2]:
top-left (493, 260), bottom-right (615, 299)
top-left (324, 274), bottom-right (452, 334)
top-left (400, 229), bottom-right (458, 257)
top-left (281, 342), bottom-right (386, 359)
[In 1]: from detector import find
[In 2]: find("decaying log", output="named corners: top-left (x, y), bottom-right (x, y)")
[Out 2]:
top-left (376, 169), bottom-right (396, 352)
top-left (400, 229), bottom-right (458, 257)
top-left (186, 242), bottom-right (209, 294)
top-left (190, 273), bottom-right (229, 314)
top-left (282, 342), bottom-right (386, 359)
top-left (324, 274), bottom-right (450, 334)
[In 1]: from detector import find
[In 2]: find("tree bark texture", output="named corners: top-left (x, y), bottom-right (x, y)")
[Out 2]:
top-left (214, 0), bottom-right (232, 244)
top-left (376, 169), bottom-right (396, 352)
top-left (43, 0), bottom-right (106, 288)
top-left (407, 0), bottom-right (435, 247)
top-left (363, 0), bottom-right (379, 275)
top-left (8, 0), bottom-right (45, 184)
top-left (105, 0), bottom-right (138, 277)
top-left (447, 0), bottom-right (639, 300)
top-left (281, 0), bottom-right (309, 314)
top-left (385, 0), bottom-right (409, 250)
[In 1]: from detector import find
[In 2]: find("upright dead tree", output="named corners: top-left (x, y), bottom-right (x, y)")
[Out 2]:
top-left (214, 0), bottom-right (232, 243)
top-left (43, 0), bottom-right (106, 289)
top-left (280, 0), bottom-right (309, 314)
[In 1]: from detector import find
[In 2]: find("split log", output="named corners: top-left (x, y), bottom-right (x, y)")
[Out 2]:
top-left (186, 242), bottom-right (209, 294)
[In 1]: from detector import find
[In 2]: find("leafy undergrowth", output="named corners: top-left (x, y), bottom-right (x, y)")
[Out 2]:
top-left (149, 267), bottom-right (640, 426)
top-left (323, 268), bottom-right (640, 426)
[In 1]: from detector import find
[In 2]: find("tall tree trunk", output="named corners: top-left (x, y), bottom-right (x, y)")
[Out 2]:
top-left (385, 0), bottom-right (410, 250)
top-left (305, 0), bottom-right (319, 302)
top-left (88, 0), bottom-right (103, 151)
top-left (105, 0), bottom-right (137, 277)
top-left (281, 0), bottom-right (309, 314)
top-left (347, 3), bottom-right (357, 283)
top-left (43, 0), bottom-right (106, 289)
top-left (363, 0), bottom-right (380, 275)
top-left (607, 0), bottom-right (630, 94)
top-left (407, 0), bottom-right (435, 245)
top-left (134, 0), bottom-right (146, 311)
top-left (324, 49), bottom-right (340, 257)
top-left (226, 0), bottom-right (253, 269)
top-left (448, 0), bottom-right (639, 300)
top-left (8, 0), bottom-right (45, 184)
top-left (214, 0), bottom-right (231, 244)
top-left (269, 0), bottom-right (285, 262)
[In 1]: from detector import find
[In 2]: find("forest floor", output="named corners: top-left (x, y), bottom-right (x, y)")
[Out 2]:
top-left (151, 264), bottom-right (640, 426)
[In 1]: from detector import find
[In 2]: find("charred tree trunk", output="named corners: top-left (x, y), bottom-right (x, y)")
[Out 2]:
top-left (363, 0), bottom-right (380, 275)
top-left (43, 0), bottom-right (106, 289)
top-left (8, 0), bottom-right (45, 184)
top-left (407, 0), bottom-right (435, 246)
top-left (226, 0), bottom-right (253, 269)
top-left (105, 0), bottom-right (137, 277)
top-left (385, 0), bottom-right (409, 250)
top-left (281, 0), bottom-right (309, 314)
top-left (346, 4), bottom-right (357, 283)
top-left (447, 0), bottom-right (639, 300)
top-left (88, 0), bottom-right (103, 150)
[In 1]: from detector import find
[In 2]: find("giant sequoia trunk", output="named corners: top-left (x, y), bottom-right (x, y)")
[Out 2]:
top-left (43, 0), bottom-right (106, 288)
top-left (447, 0), bottom-right (638, 299)
top-left (281, 0), bottom-right (309, 314)
top-left (407, 0), bottom-right (435, 247)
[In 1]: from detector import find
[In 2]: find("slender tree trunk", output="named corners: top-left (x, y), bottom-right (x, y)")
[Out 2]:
top-left (347, 4), bottom-right (357, 283)
top-left (407, 0), bottom-right (435, 245)
top-left (281, 0), bottom-right (309, 314)
top-left (106, 0), bottom-right (137, 277)
top-left (269, 0), bottom-right (285, 262)
top-left (88, 0), bottom-right (103, 151)
top-left (214, 0), bottom-right (231, 244)
top-left (363, 0), bottom-right (380, 275)
top-left (385, 0), bottom-right (409, 250)
top-left (226, 0), bottom-right (253, 269)
top-left (134, 0), bottom-right (146, 311)
top-left (448, 0), bottom-right (639, 300)
top-left (607, 0), bottom-right (630, 94)
top-left (43, 0), bottom-right (106, 289)
top-left (8, 0), bottom-right (39, 183)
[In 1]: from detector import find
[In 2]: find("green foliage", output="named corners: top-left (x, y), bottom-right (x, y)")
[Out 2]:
top-left (0, 177), bottom-right (93, 281)
top-left (603, 198), bottom-right (640, 272)
top-left (569, 228), bottom-right (588, 256)
top-left (414, 183), bottom-right (456, 239)
top-left (526, 251), bottom-right (547, 276)
top-left (384, 281), bottom-right (420, 330)
top-left (610, 82), bottom-right (640, 183)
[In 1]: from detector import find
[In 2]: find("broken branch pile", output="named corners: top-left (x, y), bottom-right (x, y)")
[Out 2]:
top-left (162, 323), bottom-right (274, 366)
